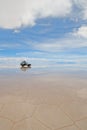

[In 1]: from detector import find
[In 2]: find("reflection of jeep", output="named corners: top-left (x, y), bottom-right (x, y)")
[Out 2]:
top-left (20, 61), bottom-right (31, 67)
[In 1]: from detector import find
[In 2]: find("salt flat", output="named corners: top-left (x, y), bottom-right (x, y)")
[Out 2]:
top-left (0, 69), bottom-right (87, 130)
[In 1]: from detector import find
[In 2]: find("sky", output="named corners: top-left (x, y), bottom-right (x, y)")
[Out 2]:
top-left (0, 0), bottom-right (87, 69)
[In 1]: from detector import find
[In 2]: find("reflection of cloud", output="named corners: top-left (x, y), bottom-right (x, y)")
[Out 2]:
top-left (0, 56), bottom-right (87, 70)
top-left (29, 36), bottom-right (87, 52)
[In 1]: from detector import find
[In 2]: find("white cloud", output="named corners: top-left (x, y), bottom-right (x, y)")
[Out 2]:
top-left (73, 26), bottom-right (87, 38)
top-left (0, 0), bottom-right (72, 29)
top-left (13, 29), bottom-right (20, 33)
top-left (0, 0), bottom-right (87, 29)
top-left (0, 43), bottom-right (22, 49)
top-left (73, 0), bottom-right (87, 20)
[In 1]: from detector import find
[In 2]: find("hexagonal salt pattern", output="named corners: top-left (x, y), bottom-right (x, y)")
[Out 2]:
top-left (12, 118), bottom-right (50, 130)
top-left (57, 125), bottom-right (80, 130)
top-left (34, 104), bottom-right (73, 129)
top-left (0, 103), bottom-right (36, 122)
top-left (60, 101), bottom-right (87, 121)
top-left (76, 118), bottom-right (87, 130)
top-left (0, 118), bottom-right (13, 130)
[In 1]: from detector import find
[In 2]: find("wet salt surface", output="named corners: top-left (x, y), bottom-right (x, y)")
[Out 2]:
top-left (0, 67), bottom-right (87, 76)
top-left (0, 68), bottom-right (87, 130)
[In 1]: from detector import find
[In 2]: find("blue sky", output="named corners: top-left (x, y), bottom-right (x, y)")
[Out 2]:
top-left (0, 0), bottom-right (87, 69)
